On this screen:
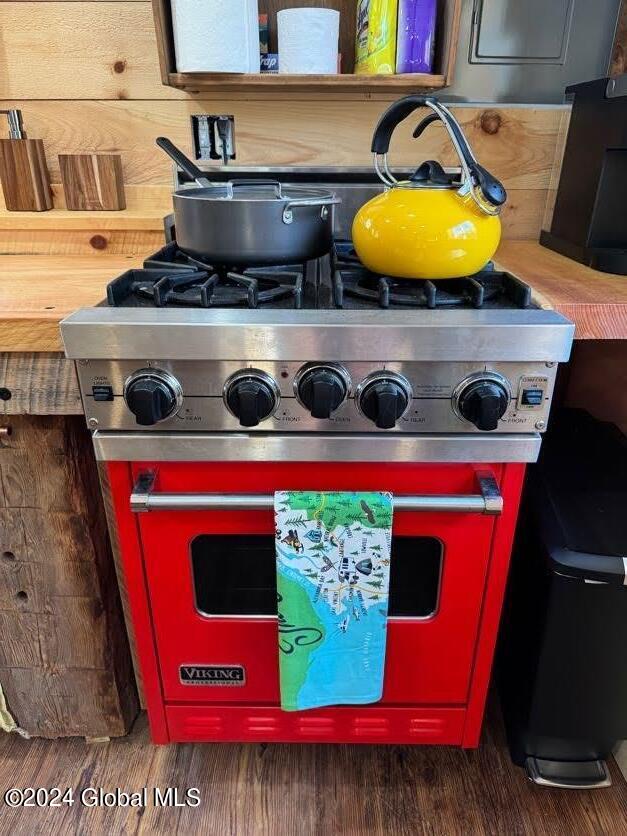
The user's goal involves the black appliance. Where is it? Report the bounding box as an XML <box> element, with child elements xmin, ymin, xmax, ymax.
<box><xmin>540</xmin><ymin>75</ymin><xmax>627</xmax><ymax>275</ymax></box>
<box><xmin>498</xmin><ymin>408</ymin><xmax>627</xmax><ymax>788</ymax></box>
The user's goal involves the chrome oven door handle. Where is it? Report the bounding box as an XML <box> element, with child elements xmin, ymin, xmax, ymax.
<box><xmin>130</xmin><ymin>471</ymin><xmax>502</xmax><ymax>515</ymax></box>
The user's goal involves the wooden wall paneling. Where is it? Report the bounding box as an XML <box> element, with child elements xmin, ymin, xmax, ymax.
<box><xmin>0</xmin><ymin>416</ymin><xmax>138</xmax><ymax>738</ymax></box>
<box><xmin>0</xmin><ymin>2</ymin><xmax>187</xmax><ymax>101</ymax></box>
<box><xmin>0</xmin><ymin>353</ymin><xmax>82</xmax><ymax>414</ymax></box>
<box><xmin>0</xmin><ymin>667</ymin><xmax>131</xmax><ymax>739</ymax></box>
<box><xmin>0</xmin><ymin>612</ymin><xmax>43</xmax><ymax>668</ymax></box>
<box><xmin>0</xmin><ymin>228</ymin><xmax>163</xmax><ymax>256</ymax></box>
<box><xmin>0</xmin><ymin>184</ymin><xmax>168</xmax><ymax>255</ymax></box>
<box><xmin>0</xmin><ymin>100</ymin><xmax>565</xmax><ymax>188</ymax></box>
<box><xmin>1</xmin><ymin>182</ymin><xmax>172</xmax><ymax>214</ymax></box>
<box><xmin>3</xmin><ymin>0</ymin><xmax>430</xmax><ymax>100</ymax></box>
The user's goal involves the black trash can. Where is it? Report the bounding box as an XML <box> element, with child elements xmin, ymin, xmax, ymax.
<box><xmin>498</xmin><ymin>409</ymin><xmax>627</xmax><ymax>788</ymax></box>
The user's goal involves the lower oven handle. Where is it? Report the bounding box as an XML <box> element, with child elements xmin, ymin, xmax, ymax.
<box><xmin>130</xmin><ymin>472</ymin><xmax>502</xmax><ymax>515</ymax></box>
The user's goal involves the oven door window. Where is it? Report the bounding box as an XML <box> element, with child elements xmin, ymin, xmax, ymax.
<box><xmin>191</xmin><ymin>534</ymin><xmax>442</xmax><ymax>619</ymax></box>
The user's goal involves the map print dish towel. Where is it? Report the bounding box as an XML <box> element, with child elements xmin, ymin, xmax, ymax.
<box><xmin>275</xmin><ymin>491</ymin><xmax>393</xmax><ymax>712</ymax></box>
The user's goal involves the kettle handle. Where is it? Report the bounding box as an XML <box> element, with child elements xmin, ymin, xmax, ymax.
<box><xmin>371</xmin><ymin>94</ymin><xmax>436</xmax><ymax>155</ymax></box>
<box><xmin>370</xmin><ymin>96</ymin><xmax>506</xmax><ymax>215</ymax></box>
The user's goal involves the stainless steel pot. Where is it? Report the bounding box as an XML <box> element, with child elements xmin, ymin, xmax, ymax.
<box><xmin>157</xmin><ymin>138</ymin><xmax>339</xmax><ymax>265</ymax></box>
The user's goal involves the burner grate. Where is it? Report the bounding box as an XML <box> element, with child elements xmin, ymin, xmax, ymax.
<box><xmin>333</xmin><ymin>242</ymin><xmax>532</xmax><ymax>311</ymax></box>
<box><xmin>106</xmin><ymin>244</ymin><xmax>306</xmax><ymax>309</ymax></box>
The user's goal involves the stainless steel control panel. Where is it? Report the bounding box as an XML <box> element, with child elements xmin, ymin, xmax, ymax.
<box><xmin>76</xmin><ymin>359</ymin><xmax>558</xmax><ymax>434</ymax></box>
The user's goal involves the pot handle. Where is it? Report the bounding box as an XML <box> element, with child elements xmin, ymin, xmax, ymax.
<box><xmin>370</xmin><ymin>96</ymin><xmax>506</xmax><ymax>214</ymax></box>
<box><xmin>282</xmin><ymin>194</ymin><xmax>341</xmax><ymax>224</ymax></box>
<box><xmin>226</xmin><ymin>179</ymin><xmax>284</xmax><ymax>198</ymax></box>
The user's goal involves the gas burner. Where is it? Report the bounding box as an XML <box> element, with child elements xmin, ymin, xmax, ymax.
<box><xmin>338</xmin><ymin>271</ymin><xmax>493</xmax><ymax>309</ymax></box>
<box><xmin>333</xmin><ymin>245</ymin><xmax>533</xmax><ymax>311</ymax></box>
<box><xmin>106</xmin><ymin>243</ymin><xmax>306</xmax><ymax>309</ymax></box>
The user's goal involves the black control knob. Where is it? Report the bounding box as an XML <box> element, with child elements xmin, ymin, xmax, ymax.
<box><xmin>457</xmin><ymin>378</ymin><xmax>509</xmax><ymax>431</ymax></box>
<box><xmin>358</xmin><ymin>374</ymin><xmax>411</xmax><ymax>429</ymax></box>
<box><xmin>225</xmin><ymin>372</ymin><xmax>278</xmax><ymax>427</ymax></box>
<box><xmin>124</xmin><ymin>371</ymin><xmax>181</xmax><ymax>426</ymax></box>
<box><xmin>296</xmin><ymin>366</ymin><xmax>349</xmax><ymax>419</ymax></box>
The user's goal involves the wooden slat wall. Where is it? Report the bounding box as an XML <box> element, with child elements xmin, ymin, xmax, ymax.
<box><xmin>0</xmin><ymin>415</ymin><xmax>138</xmax><ymax>737</ymax></box>
<box><xmin>0</xmin><ymin>1</ymin><xmax>567</xmax><ymax>247</ymax></box>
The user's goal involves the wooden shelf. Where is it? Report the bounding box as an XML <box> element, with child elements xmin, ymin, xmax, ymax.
<box><xmin>168</xmin><ymin>71</ymin><xmax>448</xmax><ymax>94</ymax></box>
<box><xmin>154</xmin><ymin>0</ymin><xmax>461</xmax><ymax>95</ymax></box>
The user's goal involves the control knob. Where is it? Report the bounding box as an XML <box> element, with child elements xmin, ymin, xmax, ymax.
<box><xmin>295</xmin><ymin>365</ymin><xmax>350</xmax><ymax>419</ymax></box>
<box><xmin>224</xmin><ymin>370</ymin><xmax>279</xmax><ymax>427</ymax></box>
<box><xmin>357</xmin><ymin>372</ymin><xmax>412</xmax><ymax>429</ymax></box>
<box><xmin>454</xmin><ymin>374</ymin><xmax>509</xmax><ymax>432</ymax></box>
<box><xmin>124</xmin><ymin>369</ymin><xmax>182</xmax><ymax>426</ymax></box>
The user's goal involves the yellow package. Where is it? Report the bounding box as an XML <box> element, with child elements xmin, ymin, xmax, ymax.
<box><xmin>355</xmin><ymin>0</ymin><xmax>398</xmax><ymax>75</ymax></box>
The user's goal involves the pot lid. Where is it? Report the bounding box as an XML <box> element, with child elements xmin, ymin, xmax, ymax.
<box><xmin>175</xmin><ymin>182</ymin><xmax>335</xmax><ymax>202</ymax></box>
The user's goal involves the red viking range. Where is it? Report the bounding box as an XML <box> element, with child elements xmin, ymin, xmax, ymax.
<box><xmin>61</xmin><ymin>160</ymin><xmax>573</xmax><ymax>746</ymax></box>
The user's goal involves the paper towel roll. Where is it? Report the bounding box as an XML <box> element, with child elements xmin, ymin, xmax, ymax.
<box><xmin>247</xmin><ymin>0</ymin><xmax>261</xmax><ymax>72</ymax></box>
<box><xmin>171</xmin><ymin>0</ymin><xmax>260</xmax><ymax>73</ymax></box>
<box><xmin>278</xmin><ymin>8</ymin><xmax>340</xmax><ymax>74</ymax></box>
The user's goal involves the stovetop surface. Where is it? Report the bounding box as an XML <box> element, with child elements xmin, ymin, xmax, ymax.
<box><xmin>105</xmin><ymin>241</ymin><xmax>537</xmax><ymax>312</ymax></box>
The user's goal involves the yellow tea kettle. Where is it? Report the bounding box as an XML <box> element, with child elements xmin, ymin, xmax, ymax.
<box><xmin>353</xmin><ymin>95</ymin><xmax>507</xmax><ymax>279</ymax></box>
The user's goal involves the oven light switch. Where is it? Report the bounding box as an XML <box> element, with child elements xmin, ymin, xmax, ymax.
<box><xmin>517</xmin><ymin>376</ymin><xmax>548</xmax><ymax>410</ymax></box>
<box><xmin>92</xmin><ymin>384</ymin><xmax>114</xmax><ymax>402</ymax></box>
<box><xmin>521</xmin><ymin>388</ymin><xmax>543</xmax><ymax>406</ymax></box>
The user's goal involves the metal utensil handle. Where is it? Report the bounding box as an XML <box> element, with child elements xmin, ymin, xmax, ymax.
<box><xmin>130</xmin><ymin>473</ymin><xmax>502</xmax><ymax>515</ymax></box>
<box><xmin>156</xmin><ymin>136</ymin><xmax>213</xmax><ymax>188</ymax></box>
<box><xmin>0</xmin><ymin>109</ymin><xmax>24</xmax><ymax>139</ymax></box>
<box><xmin>282</xmin><ymin>194</ymin><xmax>340</xmax><ymax>224</ymax></box>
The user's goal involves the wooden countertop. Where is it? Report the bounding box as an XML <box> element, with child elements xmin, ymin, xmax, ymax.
<box><xmin>0</xmin><ymin>241</ymin><xmax>625</xmax><ymax>352</ymax></box>
<box><xmin>494</xmin><ymin>241</ymin><xmax>627</xmax><ymax>340</ymax></box>
<box><xmin>0</xmin><ymin>254</ymin><xmax>139</xmax><ymax>352</ymax></box>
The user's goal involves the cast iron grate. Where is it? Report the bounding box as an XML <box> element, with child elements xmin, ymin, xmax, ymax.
<box><xmin>333</xmin><ymin>242</ymin><xmax>532</xmax><ymax>310</ymax></box>
<box><xmin>106</xmin><ymin>243</ymin><xmax>305</xmax><ymax>309</ymax></box>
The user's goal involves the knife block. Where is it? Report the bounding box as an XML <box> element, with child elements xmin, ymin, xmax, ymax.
<box><xmin>59</xmin><ymin>153</ymin><xmax>126</xmax><ymax>211</ymax></box>
<box><xmin>0</xmin><ymin>138</ymin><xmax>53</xmax><ymax>211</ymax></box>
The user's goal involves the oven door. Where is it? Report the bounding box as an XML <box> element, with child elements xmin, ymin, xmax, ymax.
<box><xmin>132</xmin><ymin>462</ymin><xmax>502</xmax><ymax>706</ymax></box>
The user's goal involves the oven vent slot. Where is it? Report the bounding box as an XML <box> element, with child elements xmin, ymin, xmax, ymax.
<box><xmin>296</xmin><ymin>717</ymin><xmax>336</xmax><ymax>735</ymax></box>
<box><xmin>245</xmin><ymin>715</ymin><xmax>280</xmax><ymax>735</ymax></box>
<box><xmin>182</xmin><ymin>716</ymin><xmax>224</xmax><ymax>735</ymax></box>
<box><xmin>409</xmin><ymin>717</ymin><xmax>445</xmax><ymax>738</ymax></box>
<box><xmin>352</xmin><ymin>717</ymin><xmax>390</xmax><ymax>737</ymax></box>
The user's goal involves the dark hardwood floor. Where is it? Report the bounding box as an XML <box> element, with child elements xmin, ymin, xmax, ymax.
<box><xmin>0</xmin><ymin>705</ymin><xmax>625</xmax><ymax>835</ymax></box>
